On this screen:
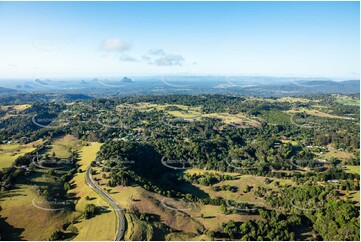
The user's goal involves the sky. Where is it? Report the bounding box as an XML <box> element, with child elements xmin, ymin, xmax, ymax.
<box><xmin>0</xmin><ymin>1</ymin><xmax>359</xmax><ymax>79</ymax></box>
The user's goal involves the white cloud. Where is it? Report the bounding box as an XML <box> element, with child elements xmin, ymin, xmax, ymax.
<box><xmin>148</xmin><ymin>49</ymin><xmax>166</xmax><ymax>56</ymax></box>
<box><xmin>120</xmin><ymin>55</ymin><xmax>138</xmax><ymax>62</ymax></box>
<box><xmin>154</xmin><ymin>54</ymin><xmax>184</xmax><ymax>66</ymax></box>
<box><xmin>100</xmin><ymin>38</ymin><xmax>132</xmax><ymax>52</ymax></box>
<box><xmin>145</xmin><ymin>49</ymin><xmax>185</xmax><ymax>66</ymax></box>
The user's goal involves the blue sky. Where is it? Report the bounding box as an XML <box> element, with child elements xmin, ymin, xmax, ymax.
<box><xmin>0</xmin><ymin>1</ymin><xmax>359</xmax><ymax>79</ymax></box>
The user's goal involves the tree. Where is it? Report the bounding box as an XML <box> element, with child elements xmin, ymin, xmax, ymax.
<box><xmin>83</xmin><ymin>204</ymin><xmax>97</xmax><ymax>219</ymax></box>
<box><xmin>223</xmin><ymin>221</ymin><xmax>238</xmax><ymax>239</ymax></box>
<box><xmin>64</xmin><ymin>182</ymin><xmax>71</xmax><ymax>191</ymax></box>
<box><xmin>49</xmin><ymin>230</ymin><xmax>65</xmax><ymax>241</ymax></box>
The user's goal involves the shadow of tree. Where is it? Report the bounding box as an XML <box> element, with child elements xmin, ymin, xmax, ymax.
<box><xmin>0</xmin><ymin>216</ymin><xmax>25</xmax><ymax>241</ymax></box>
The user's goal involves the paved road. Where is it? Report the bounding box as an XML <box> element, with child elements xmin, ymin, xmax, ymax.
<box><xmin>86</xmin><ymin>166</ymin><xmax>125</xmax><ymax>241</ymax></box>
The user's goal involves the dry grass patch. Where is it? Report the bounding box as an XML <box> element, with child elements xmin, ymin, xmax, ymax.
<box><xmin>0</xmin><ymin>184</ymin><xmax>75</xmax><ymax>240</ymax></box>
<box><xmin>319</xmin><ymin>150</ymin><xmax>354</xmax><ymax>162</ymax></box>
<box><xmin>0</xmin><ymin>141</ymin><xmax>43</xmax><ymax>169</ymax></box>
<box><xmin>70</xmin><ymin>142</ymin><xmax>117</xmax><ymax>241</ymax></box>
<box><xmin>44</xmin><ymin>135</ymin><xmax>83</xmax><ymax>159</ymax></box>
<box><xmin>286</xmin><ymin>108</ymin><xmax>346</xmax><ymax>119</ymax></box>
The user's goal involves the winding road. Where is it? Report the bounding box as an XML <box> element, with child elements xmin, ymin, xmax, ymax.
<box><xmin>86</xmin><ymin>166</ymin><xmax>125</xmax><ymax>241</ymax></box>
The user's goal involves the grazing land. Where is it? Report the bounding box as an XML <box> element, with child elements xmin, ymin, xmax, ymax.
<box><xmin>0</xmin><ymin>140</ymin><xmax>43</xmax><ymax>169</ymax></box>
<box><xmin>0</xmin><ymin>93</ymin><xmax>359</xmax><ymax>241</ymax></box>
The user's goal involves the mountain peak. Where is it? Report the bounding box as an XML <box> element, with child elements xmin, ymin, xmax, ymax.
<box><xmin>120</xmin><ymin>77</ymin><xmax>133</xmax><ymax>83</ymax></box>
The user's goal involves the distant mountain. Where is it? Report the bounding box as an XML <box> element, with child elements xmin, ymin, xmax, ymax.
<box><xmin>15</xmin><ymin>84</ymin><xmax>34</xmax><ymax>89</ymax></box>
<box><xmin>0</xmin><ymin>78</ymin><xmax>358</xmax><ymax>98</ymax></box>
<box><xmin>299</xmin><ymin>80</ymin><xmax>359</xmax><ymax>94</ymax></box>
<box><xmin>34</xmin><ymin>79</ymin><xmax>49</xmax><ymax>85</ymax></box>
<box><xmin>0</xmin><ymin>93</ymin><xmax>93</xmax><ymax>104</ymax></box>
<box><xmin>263</xmin><ymin>80</ymin><xmax>359</xmax><ymax>96</ymax></box>
<box><xmin>0</xmin><ymin>87</ymin><xmax>19</xmax><ymax>95</ymax></box>
<box><xmin>120</xmin><ymin>77</ymin><xmax>133</xmax><ymax>83</ymax></box>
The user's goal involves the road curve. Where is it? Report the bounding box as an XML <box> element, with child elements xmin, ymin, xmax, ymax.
<box><xmin>86</xmin><ymin>166</ymin><xmax>125</xmax><ymax>241</ymax></box>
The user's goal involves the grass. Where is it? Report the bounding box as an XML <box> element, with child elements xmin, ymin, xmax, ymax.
<box><xmin>0</xmin><ymin>104</ymin><xmax>31</xmax><ymax>112</ymax></box>
<box><xmin>286</xmin><ymin>108</ymin><xmax>348</xmax><ymax>119</ymax></box>
<box><xmin>248</xmin><ymin>96</ymin><xmax>319</xmax><ymax>104</ymax></box>
<box><xmin>135</xmin><ymin>103</ymin><xmax>202</xmax><ymax>118</ymax></box>
<box><xmin>133</xmin><ymin>102</ymin><xmax>261</xmax><ymax>128</ymax></box>
<box><xmin>0</xmin><ymin>140</ymin><xmax>117</xmax><ymax>241</ymax></box>
<box><xmin>95</xmin><ymin>181</ymin><xmax>207</xmax><ymax>237</ymax></box>
<box><xmin>0</xmin><ymin>184</ymin><xmax>75</xmax><ymax>240</ymax></box>
<box><xmin>343</xmin><ymin>165</ymin><xmax>360</xmax><ymax>175</ymax></box>
<box><xmin>203</xmin><ymin>112</ymin><xmax>260</xmax><ymax>127</ymax></box>
<box><xmin>42</xmin><ymin>135</ymin><xmax>83</xmax><ymax>159</ymax></box>
<box><xmin>319</xmin><ymin>150</ymin><xmax>354</xmax><ymax>162</ymax></box>
<box><xmin>70</xmin><ymin>142</ymin><xmax>117</xmax><ymax>241</ymax></box>
<box><xmin>281</xmin><ymin>139</ymin><xmax>299</xmax><ymax>146</ymax></box>
<box><xmin>334</xmin><ymin>95</ymin><xmax>360</xmax><ymax>106</ymax></box>
<box><xmin>183</xmin><ymin>172</ymin><xmax>294</xmax><ymax>202</ymax></box>
<box><xmin>0</xmin><ymin>140</ymin><xmax>43</xmax><ymax>169</ymax></box>
<box><xmin>124</xmin><ymin>213</ymin><xmax>144</xmax><ymax>240</ymax></box>
<box><xmin>192</xmin><ymin>204</ymin><xmax>260</xmax><ymax>232</ymax></box>
<box><xmin>96</xmin><ymin>169</ymin><xmax>292</xmax><ymax>236</ymax></box>
<box><xmin>0</xmin><ymin>137</ymin><xmax>87</xmax><ymax>240</ymax></box>
<box><xmin>277</xmin><ymin>97</ymin><xmax>314</xmax><ymax>103</ymax></box>
<box><xmin>185</xmin><ymin>168</ymin><xmax>239</xmax><ymax>177</ymax></box>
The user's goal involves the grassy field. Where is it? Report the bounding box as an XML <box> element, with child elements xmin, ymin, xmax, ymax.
<box><xmin>0</xmin><ymin>140</ymin><xmax>43</xmax><ymax>169</ymax></box>
<box><xmin>94</xmin><ymin>168</ymin><xmax>287</xmax><ymax>238</ymax></box>
<box><xmin>0</xmin><ymin>104</ymin><xmax>31</xmax><ymax>121</ymax></box>
<box><xmin>42</xmin><ymin>135</ymin><xmax>83</xmax><ymax>159</ymax></box>
<box><xmin>343</xmin><ymin>165</ymin><xmax>360</xmax><ymax>175</ymax></box>
<box><xmin>319</xmin><ymin>149</ymin><xmax>354</xmax><ymax>162</ymax></box>
<box><xmin>334</xmin><ymin>95</ymin><xmax>360</xmax><ymax>106</ymax></box>
<box><xmin>0</xmin><ymin>104</ymin><xmax>31</xmax><ymax>112</ymax></box>
<box><xmin>203</xmin><ymin>112</ymin><xmax>260</xmax><ymax>127</ymax></box>
<box><xmin>248</xmin><ymin>96</ymin><xmax>318</xmax><ymax>104</ymax></box>
<box><xmin>183</xmin><ymin>171</ymin><xmax>295</xmax><ymax>203</ymax></box>
<box><xmin>124</xmin><ymin>213</ymin><xmax>149</xmax><ymax>241</ymax></box>
<box><xmin>70</xmin><ymin>142</ymin><xmax>117</xmax><ymax>241</ymax></box>
<box><xmin>281</xmin><ymin>139</ymin><xmax>299</xmax><ymax>146</ymax></box>
<box><xmin>130</xmin><ymin>102</ymin><xmax>260</xmax><ymax>128</ymax></box>
<box><xmin>286</xmin><ymin>108</ymin><xmax>347</xmax><ymax>119</ymax></box>
<box><xmin>95</xmin><ymin>178</ymin><xmax>236</xmax><ymax>238</ymax></box>
<box><xmin>135</xmin><ymin>103</ymin><xmax>202</xmax><ymax>119</ymax></box>
<box><xmin>0</xmin><ymin>139</ymin><xmax>117</xmax><ymax>241</ymax></box>
<box><xmin>0</xmin><ymin>184</ymin><xmax>75</xmax><ymax>240</ymax></box>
